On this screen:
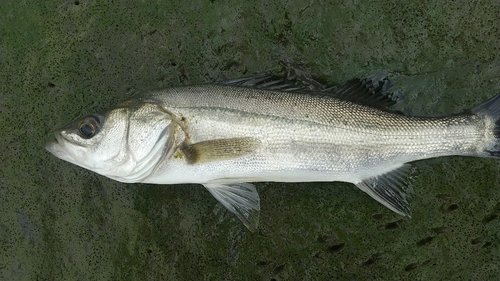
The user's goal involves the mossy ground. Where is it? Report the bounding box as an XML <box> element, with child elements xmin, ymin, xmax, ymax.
<box><xmin>1</xmin><ymin>1</ymin><xmax>500</xmax><ymax>280</ymax></box>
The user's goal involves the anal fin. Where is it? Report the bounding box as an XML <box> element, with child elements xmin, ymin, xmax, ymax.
<box><xmin>203</xmin><ymin>182</ymin><xmax>260</xmax><ymax>231</ymax></box>
<box><xmin>355</xmin><ymin>164</ymin><xmax>414</xmax><ymax>217</ymax></box>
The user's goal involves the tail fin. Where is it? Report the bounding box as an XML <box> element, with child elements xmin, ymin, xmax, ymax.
<box><xmin>471</xmin><ymin>93</ymin><xmax>500</xmax><ymax>157</ymax></box>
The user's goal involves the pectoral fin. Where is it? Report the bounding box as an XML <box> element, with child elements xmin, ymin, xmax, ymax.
<box><xmin>203</xmin><ymin>182</ymin><xmax>260</xmax><ymax>231</ymax></box>
<box><xmin>355</xmin><ymin>164</ymin><xmax>414</xmax><ymax>217</ymax></box>
<box><xmin>182</xmin><ymin>137</ymin><xmax>260</xmax><ymax>164</ymax></box>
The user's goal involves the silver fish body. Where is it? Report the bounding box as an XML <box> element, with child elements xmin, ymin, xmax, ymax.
<box><xmin>145</xmin><ymin>84</ymin><xmax>489</xmax><ymax>183</ymax></box>
<box><xmin>45</xmin><ymin>74</ymin><xmax>500</xmax><ymax>230</ymax></box>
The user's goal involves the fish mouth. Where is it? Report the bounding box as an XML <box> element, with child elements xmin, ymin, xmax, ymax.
<box><xmin>45</xmin><ymin>132</ymin><xmax>76</xmax><ymax>164</ymax></box>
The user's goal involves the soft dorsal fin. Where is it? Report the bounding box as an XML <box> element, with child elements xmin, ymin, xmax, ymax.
<box><xmin>323</xmin><ymin>75</ymin><xmax>399</xmax><ymax>110</ymax></box>
<box><xmin>203</xmin><ymin>182</ymin><xmax>260</xmax><ymax>231</ymax></box>
<box><xmin>355</xmin><ymin>164</ymin><xmax>414</xmax><ymax>217</ymax></box>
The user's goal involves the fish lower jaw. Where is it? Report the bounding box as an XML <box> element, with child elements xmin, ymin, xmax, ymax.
<box><xmin>45</xmin><ymin>140</ymin><xmax>77</xmax><ymax>164</ymax></box>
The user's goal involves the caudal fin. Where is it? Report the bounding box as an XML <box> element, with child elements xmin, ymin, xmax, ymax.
<box><xmin>471</xmin><ymin>93</ymin><xmax>500</xmax><ymax>157</ymax></box>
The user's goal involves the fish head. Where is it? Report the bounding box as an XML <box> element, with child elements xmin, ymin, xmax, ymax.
<box><xmin>45</xmin><ymin>101</ymin><xmax>175</xmax><ymax>183</ymax></box>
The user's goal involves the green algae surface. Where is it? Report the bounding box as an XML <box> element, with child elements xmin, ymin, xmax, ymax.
<box><xmin>1</xmin><ymin>1</ymin><xmax>500</xmax><ymax>280</ymax></box>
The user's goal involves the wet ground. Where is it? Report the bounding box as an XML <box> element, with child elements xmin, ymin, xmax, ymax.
<box><xmin>1</xmin><ymin>1</ymin><xmax>500</xmax><ymax>280</ymax></box>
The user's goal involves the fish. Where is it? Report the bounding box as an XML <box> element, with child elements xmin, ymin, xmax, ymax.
<box><xmin>45</xmin><ymin>72</ymin><xmax>500</xmax><ymax>231</ymax></box>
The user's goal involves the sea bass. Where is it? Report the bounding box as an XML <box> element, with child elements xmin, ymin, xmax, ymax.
<box><xmin>45</xmin><ymin>73</ymin><xmax>500</xmax><ymax>230</ymax></box>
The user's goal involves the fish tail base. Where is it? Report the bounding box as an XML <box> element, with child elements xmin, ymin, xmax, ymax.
<box><xmin>472</xmin><ymin>93</ymin><xmax>500</xmax><ymax>157</ymax></box>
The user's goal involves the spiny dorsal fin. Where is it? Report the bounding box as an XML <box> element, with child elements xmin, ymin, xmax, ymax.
<box><xmin>203</xmin><ymin>182</ymin><xmax>260</xmax><ymax>231</ymax></box>
<box><xmin>218</xmin><ymin>72</ymin><xmax>307</xmax><ymax>92</ymax></box>
<box><xmin>355</xmin><ymin>164</ymin><xmax>414</xmax><ymax>217</ymax></box>
<box><xmin>219</xmin><ymin>71</ymin><xmax>401</xmax><ymax>112</ymax></box>
<box><xmin>181</xmin><ymin>137</ymin><xmax>260</xmax><ymax>164</ymax></box>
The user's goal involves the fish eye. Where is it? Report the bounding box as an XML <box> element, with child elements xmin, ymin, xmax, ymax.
<box><xmin>78</xmin><ymin>115</ymin><xmax>100</xmax><ymax>138</ymax></box>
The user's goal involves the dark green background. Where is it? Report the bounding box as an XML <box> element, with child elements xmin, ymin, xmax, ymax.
<box><xmin>1</xmin><ymin>1</ymin><xmax>500</xmax><ymax>280</ymax></box>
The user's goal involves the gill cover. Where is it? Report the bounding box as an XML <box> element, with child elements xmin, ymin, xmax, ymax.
<box><xmin>47</xmin><ymin>101</ymin><xmax>176</xmax><ymax>183</ymax></box>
